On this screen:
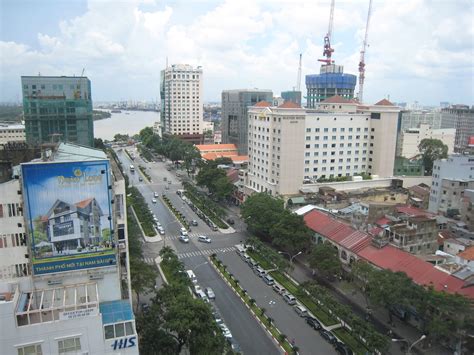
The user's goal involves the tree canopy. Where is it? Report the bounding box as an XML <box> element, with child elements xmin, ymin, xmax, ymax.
<box><xmin>308</xmin><ymin>242</ymin><xmax>342</xmax><ymax>279</ymax></box>
<box><xmin>418</xmin><ymin>138</ymin><xmax>448</xmax><ymax>175</ymax></box>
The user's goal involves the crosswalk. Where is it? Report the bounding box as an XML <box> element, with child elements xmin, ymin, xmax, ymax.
<box><xmin>166</xmin><ymin>232</ymin><xmax>221</xmax><ymax>241</ymax></box>
<box><xmin>143</xmin><ymin>257</ymin><xmax>156</xmax><ymax>265</ymax></box>
<box><xmin>177</xmin><ymin>246</ymin><xmax>236</xmax><ymax>260</ymax></box>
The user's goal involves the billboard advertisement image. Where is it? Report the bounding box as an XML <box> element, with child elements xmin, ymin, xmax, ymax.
<box><xmin>21</xmin><ymin>160</ymin><xmax>116</xmax><ymax>275</ymax></box>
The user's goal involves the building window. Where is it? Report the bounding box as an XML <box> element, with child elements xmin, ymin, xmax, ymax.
<box><xmin>104</xmin><ymin>321</ymin><xmax>135</xmax><ymax>340</ymax></box>
<box><xmin>58</xmin><ymin>337</ymin><xmax>81</xmax><ymax>354</ymax></box>
<box><xmin>17</xmin><ymin>344</ymin><xmax>42</xmax><ymax>355</ymax></box>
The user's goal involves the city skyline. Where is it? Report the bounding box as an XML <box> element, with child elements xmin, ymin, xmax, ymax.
<box><xmin>1</xmin><ymin>0</ymin><xmax>473</xmax><ymax>105</ymax></box>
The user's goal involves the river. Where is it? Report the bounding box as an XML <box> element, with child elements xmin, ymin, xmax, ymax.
<box><xmin>93</xmin><ymin>110</ymin><xmax>160</xmax><ymax>140</ymax></box>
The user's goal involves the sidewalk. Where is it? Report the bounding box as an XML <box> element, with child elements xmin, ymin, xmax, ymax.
<box><xmin>290</xmin><ymin>256</ymin><xmax>451</xmax><ymax>355</ymax></box>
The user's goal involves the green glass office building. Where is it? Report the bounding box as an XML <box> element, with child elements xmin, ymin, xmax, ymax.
<box><xmin>21</xmin><ymin>76</ymin><xmax>94</xmax><ymax>147</ymax></box>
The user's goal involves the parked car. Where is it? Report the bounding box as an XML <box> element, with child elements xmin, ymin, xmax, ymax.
<box><xmin>179</xmin><ymin>234</ymin><xmax>189</xmax><ymax>243</ymax></box>
<box><xmin>212</xmin><ymin>310</ymin><xmax>223</xmax><ymax>324</ymax></box>
<box><xmin>193</xmin><ymin>284</ymin><xmax>202</xmax><ymax>295</ymax></box>
<box><xmin>294</xmin><ymin>304</ymin><xmax>308</xmax><ymax>317</ymax></box>
<box><xmin>210</xmin><ymin>224</ymin><xmax>218</xmax><ymax>231</ymax></box>
<box><xmin>305</xmin><ymin>316</ymin><xmax>322</xmax><ymax>330</ymax></box>
<box><xmin>205</xmin><ymin>287</ymin><xmax>215</xmax><ymax>300</ymax></box>
<box><xmin>191</xmin><ymin>220</ymin><xmax>198</xmax><ymax>226</ymax></box>
<box><xmin>139</xmin><ymin>176</ymin><xmax>143</xmax><ymax>181</ymax></box>
<box><xmin>198</xmin><ymin>235</ymin><xmax>211</xmax><ymax>243</ymax></box>
<box><xmin>152</xmin><ymin>198</ymin><xmax>157</xmax><ymax>203</ymax></box>
<box><xmin>283</xmin><ymin>293</ymin><xmax>297</xmax><ymax>305</ymax></box>
<box><xmin>154</xmin><ymin>192</ymin><xmax>158</xmax><ymax>197</ymax></box>
<box><xmin>272</xmin><ymin>283</ymin><xmax>286</xmax><ymax>294</ymax></box>
<box><xmin>254</xmin><ymin>266</ymin><xmax>266</xmax><ymax>278</ymax></box>
<box><xmin>219</xmin><ymin>324</ymin><xmax>232</xmax><ymax>339</ymax></box>
<box><xmin>157</xmin><ymin>227</ymin><xmax>165</xmax><ymax>235</ymax></box>
<box><xmin>248</xmin><ymin>259</ymin><xmax>259</xmax><ymax>269</ymax></box>
<box><xmin>335</xmin><ymin>342</ymin><xmax>353</xmax><ymax>355</ymax></box>
<box><xmin>226</xmin><ymin>218</ymin><xmax>235</xmax><ymax>225</ymax></box>
<box><xmin>263</xmin><ymin>274</ymin><xmax>275</xmax><ymax>286</ymax></box>
<box><xmin>320</xmin><ymin>330</ymin><xmax>337</xmax><ymax>344</ymax></box>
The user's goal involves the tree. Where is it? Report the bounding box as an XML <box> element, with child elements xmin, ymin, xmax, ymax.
<box><xmin>182</xmin><ymin>144</ymin><xmax>201</xmax><ymax>176</ymax></box>
<box><xmin>418</xmin><ymin>138</ymin><xmax>448</xmax><ymax>175</ymax></box>
<box><xmin>130</xmin><ymin>258</ymin><xmax>156</xmax><ymax>312</ymax></box>
<box><xmin>308</xmin><ymin>242</ymin><xmax>342</xmax><ymax>279</ymax></box>
<box><xmin>351</xmin><ymin>260</ymin><xmax>376</xmax><ymax>308</ymax></box>
<box><xmin>214</xmin><ymin>175</ymin><xmax>235</xmax><ymax>200</ymax></box>
<box><xmin>195</xmin><ymin>161</ymin><xmax>226</xmax><ymax>193</ymax></box>
<box><xmin>94</xmin><ymin>138</ymin><xmax>105</xmax><ymax>150</ymax></box>
<box><xmin>270</xmin><ymin>210</ymin><xmax>311</xmax><ymax>254</ymax></box>
<box><xmin>114</xmin><ymin>133</ymin><xmax>130</xmax><ymax>142</ymax></box>
<box><xmin>241</xmin><ymin>193</ymin><xmax>285</xmax><ymax>238</ymax></box>
<box><xmin>139</xmin><ymin>126</ymin><xmax>154</xmax><ymax>142</ymax></box>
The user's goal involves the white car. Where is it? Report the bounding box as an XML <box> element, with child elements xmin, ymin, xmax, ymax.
<box><xmin>154</xmin><ymin>192</ymin><xmax>158</xmax><ymax>198</ymax></box>
<box><xmin>194</xmin><ymin>284</ymin><xmax>202</xmax><ymax>295</ymax></box>
<box><xmin>179</xmin><ymin>235</ymin><xmax>189</xmax><ymax>243</ymax></box>
<box><xmin>180</xmin><ymin>227</ymin><xmax>188</xmax><ymax>236</ymax></box>
<box><xmin>219</xmin><ymin>324</ymin><xmax>232</xmax><ymax>339</ymax></box>
<box><xmin>205</xmin><ymin>287</ymin><xmax>215</xmax><ymax>300</ymax></box>
<box><xmin>152</xmin><ymin>198</ymin><xmax>157</xmax><ymax>204</ymax></box>
<box><xmin>157</xmin><ymin>227</ymin><xmax>165</xmax><ymax>235</ymax></box>
<box><xmin>198</xmin><ymin>235</ymin><xmax>211</xmax><ymax>243</ymax></box>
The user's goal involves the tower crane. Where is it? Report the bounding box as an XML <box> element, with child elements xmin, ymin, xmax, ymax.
<box><xmin>296</xmin><ymin>53</ymin><xmax>302</xmax><ymax>91</ymax></box>
<box><xmin>318</xmin><ymin>0</ymin><xmax>336</xmax><ymax>65</ymax></box>
<box><xmin>358</xmin><ymin>0</ymin><xmax>372</xmax><ymax>103</ymax></box>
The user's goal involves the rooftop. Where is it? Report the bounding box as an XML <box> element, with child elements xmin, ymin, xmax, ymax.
<box><xmin>100</xmin><ymin>299</ymin><xmax>134</xmax><ymax>325</ymax></box>
<box><xmin>196</xmin><ymin>144</ymin><xmax>238</xmax><ymax>152</ymax></box>
<box><xmin>52</xmin><ymin>142</ymin><xmax>107</xmax><ymax>162</ymax></box>
<box><xmin>278</xmin><ymin>101</ymin><xmax>301</xmax><ymax>109</ymax></box>
<box><xmin>374</xmin><ymin>98</ymin><xmax>395</xmax><ymax>106</ymax></box>
<box><xmin>253</xmin><ymin>101</ymin><xmax>272</xmax><ymax>107</ymax></box>
<box><xmin>320</xmin><ymin>95</ymin><xmax>354</xmax><ymax>104</ymax></box>
<box><xmin>458</xmin><ymin>246</ymin><xmax>474</xmax><ymax>261</ymax></box>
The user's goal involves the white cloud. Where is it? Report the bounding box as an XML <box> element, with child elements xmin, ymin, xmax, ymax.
<box><xmin>0</xmin><ymin>0</ymin><xmax>472</xmax><ymax>105</ymax></box>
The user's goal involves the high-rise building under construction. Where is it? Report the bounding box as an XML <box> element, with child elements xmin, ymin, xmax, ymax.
<box><xmin>305</xmin><ymin>64</ymin><xmax>357</xmax><ymax>108</ymax></box>
<box><xmin>21</xmin><ymin>76</ymin><xmax>94</xmax><ymax>147</ymax></box>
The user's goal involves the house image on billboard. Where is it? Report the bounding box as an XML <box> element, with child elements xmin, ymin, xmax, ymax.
<box><xmin>46</xmin><ymin>197</ymin><xmax>104</xmax><ymax>254</ymax></box>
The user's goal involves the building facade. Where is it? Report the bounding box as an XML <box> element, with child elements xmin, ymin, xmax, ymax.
<box><xmin>440</xmin><ymin>105</ymin><xmax>474</xmax><ymax>152</ymax></box>
<box><xmin>0</xmin><ymin>143</ymin><xmax>137</xmax><ymax>355</ymax></box>
<box><xmin>21</xmin><ymin>76</ymin><xmax>93</xmax><ymax>147</ymax></box>
<box><xmin>281</xmin><ymin>90</ymin><xmax>302</xmax><ymax>107</ymax></box>
<box><xmin>397</xmin><ymin>123</ymin><xmax>455</xmax><ymax>158</ymax></box>
<box><xmin>429</xmin><ymin>155</ymin><xmax>474</xmax><ymax>213</ymax></box>
<box><xmin>0</xmin><ymin>124</ymin><xmax>25</xmax><ymax>145</ymax></box>
<box><xmin>221</xmin><ymin>89</ymin><xmax>273</xmax><ymax>155</ymax></box>
<box><xmin>245</xmin><ymin>97</ymin><xmax>400</xmax><ymax>196</ymax></box>
<box><xmin>386</xmin><ymin>216</ymin><xmax>438</xmax><ymax>255</ymax></box>
<box><xmin>305</xmin><ymin>64</ymin><xmax>357</xmax><ymax>108</ymax></box>
<box><xmin>160</xmin><ymin>64</ymin><xmax>204</xmax><ymax>143</ymax></box>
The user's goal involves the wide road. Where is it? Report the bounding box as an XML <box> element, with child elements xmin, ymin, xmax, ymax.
<box><xmin>220</xmin><ymin>251</ymin><xmax>337</xmax><ymax>355</ymax></box>
<box><xmin>115</xmin><ymin>147</ymin><xmax>279</xmax><ymax>355</ymax></box>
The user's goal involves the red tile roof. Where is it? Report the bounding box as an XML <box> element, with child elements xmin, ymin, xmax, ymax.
<box><xmin>395</xmin><ymin>205</ymin><xmax>435</xmax><ymax>218</ymax></box>
<box><xmin>196</xmin><ymin>144</ymin><xmax>238</xmax><ymax>152</ymax></box>
<box><xmin>458</xmin><ymin>246</ymin><xmax>474</xmax><ymax>261</ymax></box>
<box><xmin>304</xmin><ymin>210</ymin><xmax>371</xmax><ymax>253</ymax></box>
<box><xmin>358</xmin><ymin>245</ymin><xmax>474</xmax><ymax>298</ymax></box>
<box><xmin>253</xmin><ymin>101</ymin><xmax>272</xmax><ymax>107</ymax></box>
<box><xmin>320</xmin><ymin>95</ymin><xmax>353</xmax><ymax>104</ymax></box>
<box><xmin>368</xmin><ymin>226</ymin><xmax>384</xmax><ymax>236</ymax></box>
<box><xmin>75</xmin><ymin>198</ymin><xmax>93</xmax><ymax>209</ymax></box>
<box><xmin>375</xmin><ymin>217</ymin><xmax>391</xmax><ymax>226</ymax></box>
<box><xmin>409</xmin><ymin>185</ymin><xmax>430</xmax><ymax>197</ymax></box>
<box><xmin>374</xmin><ymin>98</ymin><xmax>395</xmax><ymax>106</ymax></box>
<box><xmin>278</xmin><ymin>101</ymin><xmax>301</xmax><ymax>109</ymax></box>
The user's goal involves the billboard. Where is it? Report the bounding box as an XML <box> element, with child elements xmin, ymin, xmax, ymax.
<box><xmin>21</xmin><ymin>160</ymin><xmax>116</xmax><ymax>275</ymax></box>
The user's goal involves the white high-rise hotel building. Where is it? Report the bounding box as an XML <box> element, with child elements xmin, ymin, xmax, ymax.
<box><xmin>160</xmin><ymin>64</ymin><xmax>204</xmax><ymax>139</ymax></box>
<box><xmin>246</xmin><ymin>97</ymin><xmax>400</xmax><ymax>196</ymax></box>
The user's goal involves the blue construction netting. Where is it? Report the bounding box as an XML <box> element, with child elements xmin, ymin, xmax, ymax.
<box><xmin>305</xmin><ymin>73</ymin><xmax>357</xmax><ymax>89</ymax></box>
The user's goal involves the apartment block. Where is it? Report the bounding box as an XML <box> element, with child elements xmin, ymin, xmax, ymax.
<box><xmin>221</xmin><ymin>89</ymin><xmax>273</xmax><ymax>155</ymax></box>
<box><xmin>0</xmin><ymin>143</ymin><xmax>137</xmax><ymax>355</ymax></box>
<box><xmin>0</xmin><ymin>123</ymin><xmax>25</xmax><ymax>145</ymax></box>
<box><xmin>441</xmin><ymin>105</ymin><xmax>474</xmax><ymax>152</ymax></box>
<box><xmin>245</xmin><ymin>96</ymin><xmax>400</xmax><ymax>196</ymax></box>
<box><xmin>397</xmin><ymin>123</ymin><xmax>455</xmax><ymax>158</ymax></box>
<box><xmin>160</xmin><ymin>64</ymin><xmax>204</xmax><ymax>144</ymax></box>
<box><xmin>21</xmin><ymin>76</ymin><xmax>93</xmax><ymax>147</ymax></box>
<box><xmin>429</xmin><ymin>155</ymin><xmax>474</xmax><ymax>213</ymax></box>
<box><xmin>386</xmin><ymin>216</ymin><xmax>439</xmax><ymax>255</ymax></box>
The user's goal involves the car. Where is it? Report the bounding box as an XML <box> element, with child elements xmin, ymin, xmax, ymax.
<box><xmin>157</xmin><ymin>227</ymin><xmax>165</xmax><ymax>235</ymax></box>
<box><xmin>152</xmin><ymin>198</ymin><xmax>157</xmax><ymax>203</ymax></box>
<box><xmin>335</xmin><ymin>342</ymin><xmax>353</xmax><ymax>355</ymax></box>
<box><xmin>196</xmin><ymin>290</ymin><xmax>209</xmax><ymax>302</ymax></box>
<box><xmin>226</xmin><ymin>218</ymin><xmax>235</xmax><ymax>225</ymax></box>
<box><xmin>272</xmin><ymin>283</ymin><xmax>286</xmax><ymax>294</ymax></box>
<box><xmin>212</xmin><ymin>311</ymin><xmax>223</xmax><ymax>324</ymax></box>
<box><xmin>283</xmin><ymin>293</ymin><xmax>297</xmax><ymax>305</ymax></box>
<box><xmin>248</xmin><ymin>259</ymin><xmax>259</xmax><ymax>269</ymax></box>
<box><xmin>294</xmin><ymin>304</ymin><xmax>308</xmax><ymax>317</ymax></box>
<box><xmin>193</xmin><ymin>284</ymin><xmax>202</xmax><ymax>294</ymax></box>
<box><xmin>191</xmin><ymin>220</ymin><xmax>198</xmax><ymax>226</ymax></box>
<box><xmin>180</xmin><ymin>227</ymin><xmax>188</xmax><ymax>235</ymax></box>
<box><xmin>210</xmin><ymin>224</ymin><xmax>218</xmax><ymax>231</ymax></box>
<box><xmin>179</xmin><ymin>235</ymin><xmax>189</xmax><ymax>243</ymax></box>
<box><xmin>154</xmin><ymin>192</ymin><xmax>158</xmax><ymax>198</ymax></box>
<box><xmin>219</xmin><ymin>324</ymin><xmax>232</xmax><ymax>339</ymax></box>
<box><xmin>198</xmin><ymin>235</ymin><xmax>211</xmax><ymax>243</ymax></box>
<box><xmin>320</xmin><ymin>330</ymin><xmax>337</xmax><ymax>344</ymax></box>
<box><xmin>168</xmin><ymin>180</ymin><xmax>172</xmax><ymax>185</ymax></box>
<box><xmin>165</xmin><ymin>185</ymin><xmax>169</xmax><ymax>190</ymax></box>
<box><xmin>254</xmin><ymin>266</ymin><xmax>266</xmax><ymax>278</ymax></box>
<box><xmin>305</xmin><ymin>316</ymin><xmax>322</xmax><ymax>330</ymax></box>
<box><xmin>227</xmin><ymin>338</ymin><xmax>242</xmax><ymax>353</ymax></box>
<box><xmin>139</xmin><ymin>176</ymin><xmax>143</xmax><ymax>181</ymax></box>
<box><xmin>205</xmin><ymin>287</ymin><xmax>215</xmax><ymax>299</ymax></box>
<box><xmin>140</xmin><ymin>303</ymin><xmax>150</xmax><ymax>313</ymax></box>
<box><xmin>263</xmin><ymin>274</ymin><xmax>275</xmax><ymax>286</ymax></box>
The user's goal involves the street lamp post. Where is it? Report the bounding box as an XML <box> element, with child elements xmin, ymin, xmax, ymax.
<box><xmin>278</xmin><ymin>251</ymin><xmax>303</xmax><ymax>271</ymax></box>
<box><xmin>392</xmin><ymin>334</ymin><xmax>426</xmax><ymax>355</ymax></box>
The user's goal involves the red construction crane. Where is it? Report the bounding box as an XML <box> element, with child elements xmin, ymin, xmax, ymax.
<box><xmin>358</xmin><ymin>0</ymin><xmax>373</xmax><ymax>103</ymax></box>
<box><xmin>318</xmin><ymin>0</ymin><xmax>335</xmax><ymax>65</ymax></box>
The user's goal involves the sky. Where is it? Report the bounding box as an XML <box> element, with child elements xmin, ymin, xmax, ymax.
<box><xmin>0</xmin><ymin>0</ymin><xmax>473</xmax><ymax>106</ymax></box>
